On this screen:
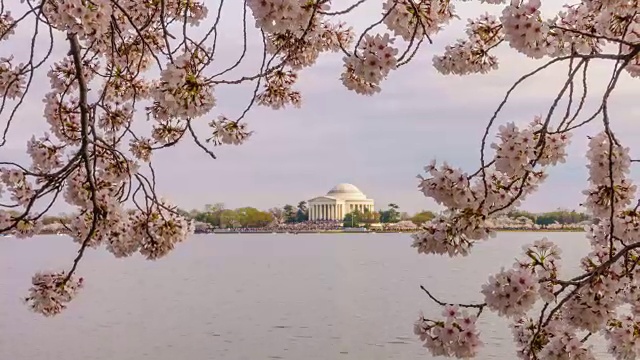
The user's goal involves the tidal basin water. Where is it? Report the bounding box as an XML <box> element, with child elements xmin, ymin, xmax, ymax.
<box><xmin>0</xmin><ymin>232</ymin><xmax>612</xmax><ymax>359</ymax></box>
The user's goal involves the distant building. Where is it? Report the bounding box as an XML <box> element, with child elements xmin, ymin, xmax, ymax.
<box><xmin>307</xmin><ymin>183</ymin><xmax>375</xmax><ymax>221</ymax></box>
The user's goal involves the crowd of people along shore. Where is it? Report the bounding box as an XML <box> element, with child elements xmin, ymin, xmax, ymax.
<box><xmin>195</xmin><ymin>220</ymin><xmax>422</xmax><ymax>234</ymax></box>
<box><xmin>203</xmin><ymin>220</ymin><xmax>343</xmax><ymax>233</ymax></box>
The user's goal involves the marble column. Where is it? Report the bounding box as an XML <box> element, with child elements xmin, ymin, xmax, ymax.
<box><xmin>311</xmin><ymin>205</ymin><xmax>315</xmax><ymax>220</ymax></box>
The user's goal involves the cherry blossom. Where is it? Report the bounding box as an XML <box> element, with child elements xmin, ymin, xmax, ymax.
<box><xmin>341</xmin><ymin>33</ymin><xmax>398</xmax><ymax>95</ymax></box>
<box><xmin>24</xmin><ymin>271</ymin><xmax>84</xmax><ymax>317</ymax></box>
<box><xmin>150</xmin><ymin>50</ymin><xmax>216</xmax><ymax>120</ymax></box>
<box><xmin>414</xmin><ymin>305</ymin><xmax>482</xmax><ymax>358</ymax></box>
<box><xmin>605</xmin><ymin>315</ymin><xmax>640</xmax><ymax>360</ymax></box>
<box><xmin>383</xmin><ymin>0</ymin><xmax>455</xmax><ymax>41</ymax></box>
<box><xmin>0</xmin><ymin>57</ymin><xmax>25</xmax><ymax>99</ymax></box>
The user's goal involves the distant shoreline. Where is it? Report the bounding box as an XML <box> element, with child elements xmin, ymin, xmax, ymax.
<box><xmin>9</xmin><ymin>228</ymin><xmax>585</xmax><ymax>237</ymax></box>
<box><xmin>198</xmin><ymin>228</ymin><xmax>586</xmax><ymax>235</ymax></box>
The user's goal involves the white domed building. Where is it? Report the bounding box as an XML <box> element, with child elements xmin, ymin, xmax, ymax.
<box><xmin>307</xmin><ymin>183</ymin><xmax>375</xmax><ymax>221</ymax></box>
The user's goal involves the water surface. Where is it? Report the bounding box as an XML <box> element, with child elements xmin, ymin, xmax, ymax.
<box><xmin>0</xmin><ymin>232</ymin><xmax>610</xmax><ymax>359</ymax></box>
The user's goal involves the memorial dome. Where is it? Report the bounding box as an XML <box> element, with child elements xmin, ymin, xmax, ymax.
<box><xmin>326</xmin><ymin>183</ymin><xmax>367</xmax><ymax>200</ymax></box>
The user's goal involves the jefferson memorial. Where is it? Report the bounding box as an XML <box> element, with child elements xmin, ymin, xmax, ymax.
<box><xmin>307</xmin><ymin>183</ymin><xmax>375</xmax><ymax>221</ymax></box>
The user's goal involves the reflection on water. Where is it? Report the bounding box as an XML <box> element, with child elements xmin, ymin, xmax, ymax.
<box><xmin>0</xmin><ymin>232</ymin><xmax>612</xmax><ymax>359</ymax></box>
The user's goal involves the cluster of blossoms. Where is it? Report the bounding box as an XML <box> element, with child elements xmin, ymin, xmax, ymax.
<box><xmin>24</xmin><ymin>272</ymin><xmax>84</xmax><ymax>317</ymax></box>
<box><xmin>42</xmin><ymin>0</ymin><xmax>113</xmax><ymax>40</ymax></box>
<box><xmin>0</xmin><ymin>57</ymin><xmax>25</xmax><ymax>99</ymax></box>
<box><xmin>47</xmin><ymin>57</ymin><xmax>99</xmax><ymax>93</ymax></box>
<box><xmin>151</xmin><ymin>50</ymin><xmax>216</xmax><ymax>121</ymax></box>
<box><xmin>247</xmin><ymin>0</ymin><xmax>328</xmax><ymax>34</ymax></box>
<box><xmin>382</xmin><ymin>0</ymin><xmax>455</xmax><ymax>41</ymax></box>
<box><xmin>0</xmin><ymin>209</ymin><xmax>41</xmax><ymax>239</ymax></box>
<box><xmin>481</xmin><ymin>266</ymin><xmax>539</xmax><ymax>317</ymax></box>
<box><xmin>511</xmin><ymin>317</ymin><xmax>596</xmax><ymax>360</ymax></box>
<box><xmin>492</xmin><ymin>117</ymin><xmax>571</xmax><ymax>178</ymax></box>
<box><xmin>256</xmin><ymin>70</ymin><xmax>302</xmax><ymax>110</ymax></box>
<box><xmin>263</xmin><ymin>15</ymin><xmax>353</xmax><ymax>70</ymax></box>
<box><xmin>481</xmin><ymin>238</ymin><xmax>562</xmax><ymax>317</ymax></box>
<box><xmin>0</xmin><ymin>11</ymin><xmax>15</xmax><ymax>40</ymax></box>
<box><xmin>341</xmin><ymin>33</ymin><xmax>399</xmax><ymax>95</ymax></box>
<box><xmin>208</xmin><ymin>116</ymin><xmax>253</xmax><ymax>146</ymax></box>
<box><xmin>582</xmin><ymin>132</ymin><xmax>635</xmax><ymax>218</ymax></box>
<box><xmin>26</xmin><ymin>135</ymin><xmax>63</xmax><ymax>174</ymax></box>
<box><xmin>605</xmin><ymin>315</ymin><xmax>640</xmax><ymax>359</ymax></box>
<box><xmin>434</xmin><ymin>14</ymin><xmax>503</xmax><ymax>75</ymax></box>
<box><xmin>249</xmin><ymin>0</ymin><xmax>353</xmax><ymax>105</ymax></box>
<box><xmin>0</xmin><ymin>168</ymin><xmax>34</xmax><ymax>207</ymax></box>
<box><xmin>414</xmin><ymin>305</ymin><xmax>482</xmax><ymax>358</ymax></box>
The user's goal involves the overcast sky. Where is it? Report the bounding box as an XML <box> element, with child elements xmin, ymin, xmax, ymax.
<box><xmin>2</xmin><ymin>1</ymin><xmax>640</xmax><ymax>214</ymax></box>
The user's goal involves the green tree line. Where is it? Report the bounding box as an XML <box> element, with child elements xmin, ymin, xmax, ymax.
<box><xmin>179</xmin><ymin>202</ymin><xmax>439</xmax><ymax>228</ymax></box>
<box><xmin>35</xmin><ymin>204</ymin><xmax>592</xmax><ymax>230</ymax></box>
<box><xmin>506</xmin><ymin>209</ymin><xmax>591</xmax><ymax>226</ymax></box>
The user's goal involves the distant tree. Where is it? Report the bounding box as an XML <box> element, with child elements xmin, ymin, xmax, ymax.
<box><xmin>283</xmin><ymin>204</ymin><xmax>296</xmax><ymax>223</ymax></box>
<box><xmin>268</xmin><ymin>207</ymin><xmax>285</xmax><ymax>224</ymax></box>
<box><xmin>205</xmin><ymin>203</ymin><xmax>226</xmax><ymax>213</ymax></box>
<box><xmin>343</xmin><ymin>209</ymin><xmax>379</xmax><ymax>227</ymax></box>
<box><xmin>380</xmin><ymin>203</ymin><xmax>401</xmax><ymax>223</ymax></box>
<box><xmin>219</xmin><ymin>209</ymin><xmax>239</xmax><ymax>228</ymax></box>
<box><xmin>175</xmin><ymin>208</ymin><xmax>191</xmax><ymax>218</ymax></box>
<box><xmin>507</xmin><ymin>209</ymin><xmax>537</xmax><ymax>222</ymax></box>
<box><xmin>533</xmin><ymin>210</ymin><xmax>590</xmax><ymax>226</ymax></box>
<box><xmin>296</xmin><ymin>201</ymin><xmax>308</xmax><ymax>222</ymax></box>
<box><xmin>343</xmin><ymin>211</ymin><xmax>360</xmax><ymax>228</ymax></box>
<box><xmin>182</xmin><ymin>203</ymin><xmax>228</xmax><ymax>227</ymax></box>
<box><xmin>235</xmin><ymin>207</ymin><xmax>273</xmax><ymax>227</ymax></box>
<box><xmin>41</xmin><ymin>216</ymin><xmax>66</xmax><ymax>225</ymax></box>
<box><xmin>411</xmin><ymin>211</ymin><xmax>436</xmax><ymax>226</ymax></box>
<box><xmin>362</xmin><ymin>208</ymin><xmax>380</xmax><ymax>225</ymax></box>
<box><xmin>399</xmin><ymin>212</ymin><xmax>411</xmax><ymax>221</ymax></box>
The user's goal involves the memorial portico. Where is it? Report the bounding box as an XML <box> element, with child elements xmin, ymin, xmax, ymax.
<box><xmin>307</xmin><ymin>183</ymin><xmax>375</xmax><ymax>221</ymax></box>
